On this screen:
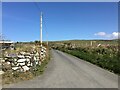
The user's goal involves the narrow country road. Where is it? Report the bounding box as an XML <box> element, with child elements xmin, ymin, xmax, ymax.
<box><xmin>3</xmin><ymin>50</ymin><xmax>118</xmax><ymax>88</ymax></box>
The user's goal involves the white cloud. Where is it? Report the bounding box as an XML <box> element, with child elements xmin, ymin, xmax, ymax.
<box><xmin>112</xmin><ymin>32</ymin><xmax>120</xmax><ymax>39</ymax></box>
<box><xmin>94</xmin><ymin>32</ymin><xmax>106</xmax><ymax>36</ymax></box>
<box><xmin>94</xmin><ymin>32</ymin><xmax>120</xmax><ymax>39</ymax></box>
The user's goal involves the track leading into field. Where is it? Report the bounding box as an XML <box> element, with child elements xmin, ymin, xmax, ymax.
<box><xmin>3</xmin><ymin>50</ymin><xmax>118</xmax><ymax>88</ymax></box>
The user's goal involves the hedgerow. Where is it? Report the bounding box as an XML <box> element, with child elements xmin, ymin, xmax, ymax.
<box><xmin>55</xmin><ymin>46</ymin><xmax>119</xmax><ymax>75</ymax></box>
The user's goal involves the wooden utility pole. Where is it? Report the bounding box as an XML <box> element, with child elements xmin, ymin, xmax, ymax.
<box><xmin>40</xmin><ymin>12</ymin><xmax>42</xmax><ymax>47</ymax></box>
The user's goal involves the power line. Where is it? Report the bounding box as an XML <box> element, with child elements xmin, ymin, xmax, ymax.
<box><xmin>33</xmin><ymin>1</ymin><xmax>41</xmax><ymax>14</ymax></box>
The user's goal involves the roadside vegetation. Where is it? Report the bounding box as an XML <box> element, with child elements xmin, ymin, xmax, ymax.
<box><xmin>51</xmin><ymin>40</ymin><xmax>120</xmax><ymax>75</ymax></box>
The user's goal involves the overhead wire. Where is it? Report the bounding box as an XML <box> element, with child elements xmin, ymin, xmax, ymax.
<box><xmin>34</xmin><ymin>2</ymin><xmax>41</xmax><ymax>14</ymax></box>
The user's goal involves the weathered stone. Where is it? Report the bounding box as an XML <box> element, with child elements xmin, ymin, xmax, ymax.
<box><xmin>14</xmin><ymin>61</ymin><xmax>18</xmax><ymax>65</ymax></box>
<box><xmin>19</xmin><ymin>62</ymin><xmax>25</xmax><ymax>66</ymax></box>
<box><xmin>43</xmin><ymin>50</ymin><xmax>46</xmax><ymax>53</ymax></box>
<box><xmin>41</xmin><ymin>55</ymin><xmax>44</xmax><ymax>58</ymax></box>
<box><xmin>16</xmin><ymin>63</ymin><xmax>20</xmax><ymax>66</ymax></box>
<box><xmin>12</xmin><ymin>67</ymin><xmax>19</xmax><ymax>70</ymax></box>
<box><xmin>30</xmin><ymin>63</ymin><xmax>33</xmax><ymax>66</ymax></box>
<box><xmin>2</xmin><ymin>59</ymin><xmax>5</xmax><ymax>62</ymax></box>
<box><xmin>20</xmin><ymin>52</ymin><xmax>26</xmax><ymax>55</ymax></box>
<box><xmin>0</xmin><ymin>70</ymin><xmax>4</xmax><ymax>75</ymax></box>
<box><xmin>18</xmin><ymin>55</ymin><xmax>25</xmax><ymax>58</ymax></box>
<box><xmin>40</xmin><ymin>52</ymin><xmax>44</xmax><ymax>55</ymax></box>
<box><xmin>11</xmin><ymin>63</ymin><xmax>15</xmax><ymax>66</ymax></box>
<box><xmin>27</xmin><ymin>63</ymin><xmax>31</xmax><ymax>67</ymax></box>
<box><xmin>35</xmin><ymin>52</ymin><xmax>39</xmax><ymax>56</ymax></box>
<box><xmin>25</xmin><ymin>56</ymin><xmax>31</xmax><ymax>58</ymax></box>
<box><xmin>14</xmin><ymin>58</ymin><xmax>17</xmax><ymax>62</ymax></box>
<box><xmin>36</xmin><ymin>61</ymin><xmax>39</xmax><ymax>65</ymax></box>
<box><xmin>2</xmin><ymin>62</ymin><xmax>11</xmax><ymax>71</ymax></box>
<box><xmin>17</xmin><ymin>59</ymin><xmax>26</xmax><ymax>63</ymax></box>
<box><xmin>8</xmin><ymin>59</ymin><xmax>14</xmax><ymax>63</ymax></box>
<box><xmin>33</xmin><ymin>56</ymin><xmax>37</xmax><ymax>61</ymax></box>
<box><xmin>27</xmin><ymin>61</ymin><xmax>31</xmax><ymax>64</ymax></box>
<box><xmin>22</xmin><ymin>66</ymin><xmax>30</xmax><ymax>71</ymax></box>
<box><xmin>4</xmin><ymin>57</ymin><xmax>8</xmax><ymax>60</ymax></box>
<box><xmin>19</xmin><ymin>67</ymin><xmax>24</xmax><ymax>72</ymax></box>
<box><xmin>26</xmin><ymin>58</ymin><xmax>30</xmax><ymax>62</ymax></box>
<box><xmin>6</xmin><ymin>62</ymin><xmax>11</xmax><ymax>65</ymax></box>
<box><xmin>25</xmin><ymin>52</ymin><xmax>31</xmax><ymax>55</ymax></box>
<box><xmin>39</xmin><ymin>62</ymin><xmax>41</xmax><ymax>65</ymax></box>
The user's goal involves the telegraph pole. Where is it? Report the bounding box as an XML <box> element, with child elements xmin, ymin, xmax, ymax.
<box><xmin>40</xmin><ymin>12</ymin><xmax>42</xmax><ymax>47</ymax></box>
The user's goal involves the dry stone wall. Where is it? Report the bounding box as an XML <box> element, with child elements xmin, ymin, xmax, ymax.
<box><xmin>1</xmin><ymin>46</ymin><xmax>47</xmax><ymax>73</ymax></box>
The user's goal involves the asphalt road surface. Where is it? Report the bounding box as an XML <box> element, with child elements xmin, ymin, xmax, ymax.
<box><xmin>3</xmin><ymin>50</ymin><xmax>118</xmax><ymax>88</ymax></box>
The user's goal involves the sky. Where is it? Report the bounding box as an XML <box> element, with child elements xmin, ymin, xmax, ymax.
<box><xmin>2</xmin><ymin>2</ymin><xmax>119</xmax><ymax>42</ymax></box>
